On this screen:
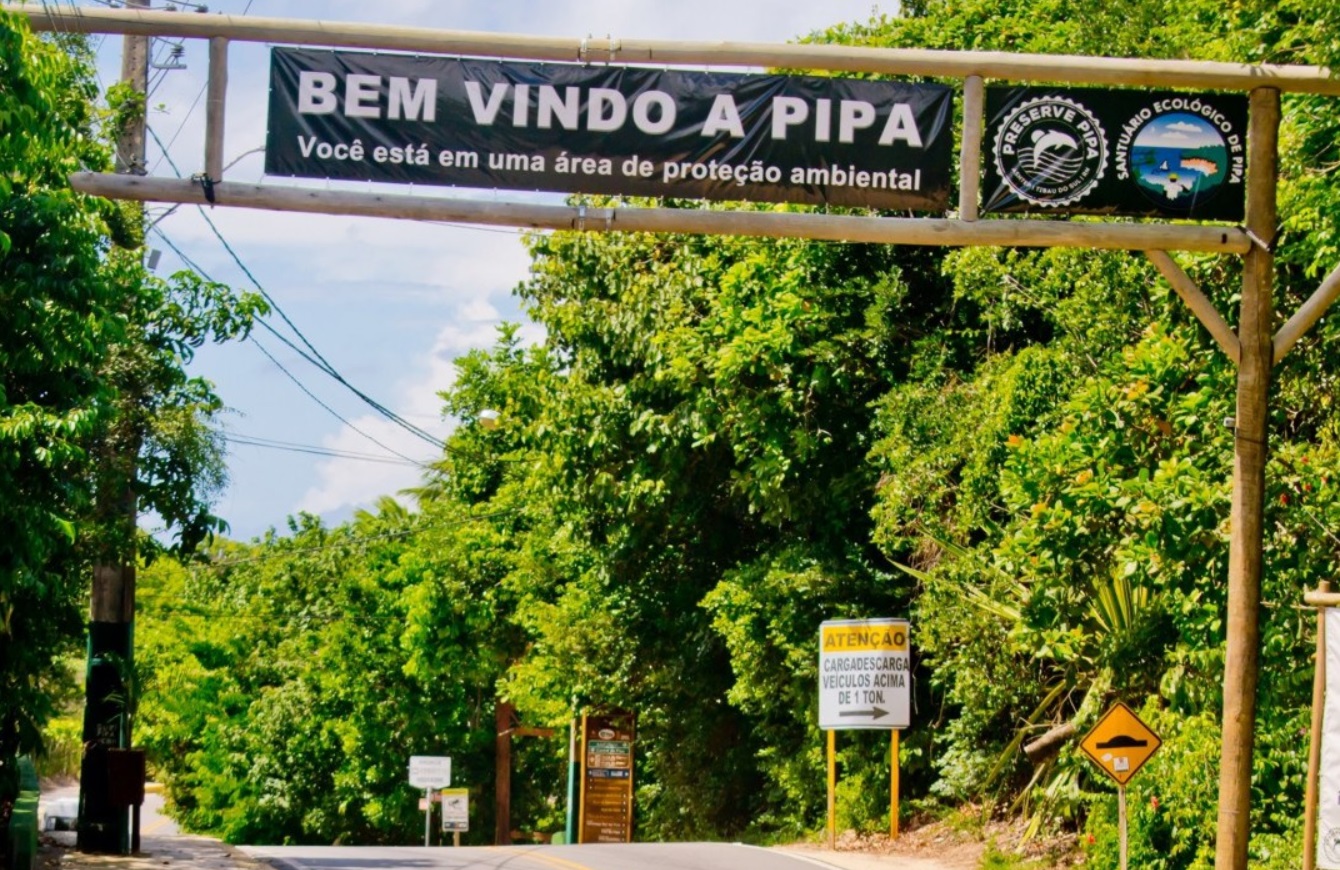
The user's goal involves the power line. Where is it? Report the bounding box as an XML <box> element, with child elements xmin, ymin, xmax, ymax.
<box><xmin>149</xmin><ymin>226</ymin><xmax>515</xmax><ymax>469</ymax></box>
<box><xmin>224</xmin><ymin>434</ymin><xmax>425</xmax><ymax>466</ymax></box>
<box><xmin>193</xmin><ymin>206</ymin><xmax>448</xmax><ymax>449</ymax></box>
<box><xmin>246</xmin><ymin>334</ymin><xmax>429</xmax><ymax>463</ymax></box>
<box><xmin>144</xmin><ymin>125</ymin><xmax>447</xmax><ymax>454</ymax></box>
<box><xmin>148</xmin><ymin>226</ymin><xmax>431</xmax><ymax>465</ymax></box>
<box><xmin>144</xmin><ymin>125</ymin><xmax>447</xmax><ymax>451</ymax></box>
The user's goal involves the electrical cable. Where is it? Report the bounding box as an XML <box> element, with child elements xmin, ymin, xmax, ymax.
<box><xmin>145</xmin><ymin>124</ymin><xmax>447</xmax><ymax>450</ymax></box>
<box><xmin>145</xmin><ymin>125</ymin><xmax>448</xmax><ymax>452</ymax></box>
<box><xmin>223</xmin><ymin>434</ymin><xmax>426</xmax><ymax>466</ymax></box>
<box><xmin>195</xmin><ymin>206</ymin><xmax>449</xmax><ymax>448</ymax></box>
<box><xmin>149</xmin><ymin>225</ymin><xmax>436</xmax><ymax>464</ymax></box>
<box><xmin>225</xmin><ymin>431</ymin><xmax>428</xmax><ymax>463</ymax></box>
<box><xmin>246</xmin><ymin>335</ymin><xmax>431</xmax><ymax>464</ymax></box>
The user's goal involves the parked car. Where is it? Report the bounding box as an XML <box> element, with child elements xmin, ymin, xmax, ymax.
<box><xmin>41</xmin><ymin>796</ymin><xmax>79</xmax><ymax>832</ymax></box>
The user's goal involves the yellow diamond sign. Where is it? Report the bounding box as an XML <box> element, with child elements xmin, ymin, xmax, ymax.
<box><xmin>1080</xmin><ymin>702</ymin><xmax>1162</xmax><ymax>786</ymax></box>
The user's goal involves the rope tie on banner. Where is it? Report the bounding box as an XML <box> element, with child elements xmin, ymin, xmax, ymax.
<box><xmin>608</xmin><ymin>35</ymin><xmax>619</xmax><ymax>64</ymax></box>
<box><xmin>579</xmin><ymin>36</ymin><xmax>589</xmax><ymax>64</ymax></box>
<box><xmin>191</xmin><ymin>172</ymin><xmax>218</xmax><ymax>205</ymax></box>
<box><xmin>576</xmin><ymin>204</ymin><xmax>587</xmax><ymax>231</ymax></box>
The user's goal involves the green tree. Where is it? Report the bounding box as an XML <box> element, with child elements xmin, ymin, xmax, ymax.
<box><xmin>0</xmin><ymin>10</ymin><xmax>123</xmax><ymax>769</ymax></box>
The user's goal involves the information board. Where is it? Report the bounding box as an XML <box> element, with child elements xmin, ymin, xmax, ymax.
<box><xmin>982</xmin><ymin>86</ymin><xmax>1247</xmax><ymax>220</ymax></box>
<box><xmin>440</xmin><ymin>788</ymin><xmax>469</xmax><ymax>833</ymax></box>
<box><xmin>579</xmin><ymin>712</ymin><xmax>635</xmax><ymax>844</ymax></box>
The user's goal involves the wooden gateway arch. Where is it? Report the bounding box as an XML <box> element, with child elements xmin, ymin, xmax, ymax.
<box><xmin>18</xmin><ymin>4</ymin><xmax>1340</xmax><ymax>868</ymax></box>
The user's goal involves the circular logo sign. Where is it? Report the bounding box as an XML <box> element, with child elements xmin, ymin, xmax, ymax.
<box><xmin>994</xmin><ymin>95</ymin><xmax>1107</xmax><ymax>207</ymax></box>
<box><xmin>1126</xmin><ymin>111</ymin><xmax>1229</xmax><ymax>211</ymax></box>
<box><xmin>1324</xmin><ymin>827</ymin><xmax>1340</xmax><ymax>863</ymax></box>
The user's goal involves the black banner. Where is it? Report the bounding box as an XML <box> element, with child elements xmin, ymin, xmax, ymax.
<box><xmin>265</xmin><ymin>48</ymin><xmax>953</xmax><ymax>210</ymax></box>
<box><xmin>983</xmin><ymin>87</ymin><xmax>1247</xmax><ymax>221</ymax></box>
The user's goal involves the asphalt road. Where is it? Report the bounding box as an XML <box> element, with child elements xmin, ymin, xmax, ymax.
<box><xmin>243</xmin><ymin>843</ymin><xmax>851</xmax><ymax>870</ymax></box>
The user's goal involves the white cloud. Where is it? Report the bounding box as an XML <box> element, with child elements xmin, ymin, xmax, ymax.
<box><xmin>1164</xmin><ymin>121</ymin><xmax>1203</xmax><ymax>134</ymax></box>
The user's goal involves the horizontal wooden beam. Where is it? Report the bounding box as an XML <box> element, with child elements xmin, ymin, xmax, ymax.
<box><xmin>69</xmin><ymin>173</ymin><xmax>1253</xmax><ymax>254</ymax></box>
<box><xmin>1304</xmin><ymin>590</ymin><xmax>1340</xmax><ymax>608</ymax></box>
<box><xmin>18</xmin><ymin>3</ymin><xmax>1340</xmax><ymax>95</ymax></box>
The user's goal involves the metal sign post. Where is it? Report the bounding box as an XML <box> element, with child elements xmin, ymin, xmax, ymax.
<box><xmin>408</xmin><ymin>755</ymin><xmax>451</xmax><ymax>847</ymax></box>
<box><xmin>424</xmin><ymin>788</ymin><xmax>432</xmax><ymax>847</ymax></box>
<box><xmin>1081</xmin><ymin>703</ymin><xmax>1164</xmax><ymax>870</ymax></box>
<box><xmin>1118</xmin><ymin>786</ymin><xmax>1128</xmax><ymax>870</ymax></box>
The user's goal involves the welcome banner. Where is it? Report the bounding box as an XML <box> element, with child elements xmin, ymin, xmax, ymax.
<box><xmin>266</xmin><ymin>48</ymin><xmax>954</xmax><ymax>210</ymax></box>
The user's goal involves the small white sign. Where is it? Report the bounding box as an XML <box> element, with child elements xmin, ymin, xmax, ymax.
<box><xmin>409</xmin><ymin>755</ymin><xmax>452</xmax><ymax>789</ymax></box>
<box><xmin>818</xmin><ymin>618</ymin><xmax>911</xmax><ymax>730</ymax></box>
<box><xmin>440</xmin><ymin>788</ymin><xmax>469</xmax><ymax>832</ymax></box>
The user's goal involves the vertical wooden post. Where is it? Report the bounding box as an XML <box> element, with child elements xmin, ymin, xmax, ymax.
<box><xmin>1214</xmin><ymin>86</ymin><xmax>1280</xmax><ymax>870</ymax></box>
<box><xmin>1305</xmin><ymin>581</ymin><xmax>1331</xmax><ymax>870</ymax></box>
<box><xmin>890</xmin><ymin>730</ymin><xmax>900</xmax><ymax>840</ymax></box>
<box><xmin>959</xmin><ymin>75</ymin><xmax>985</xmax><ymax>221</ymax></box>
<box><xmin>495</xmin><ymin>702</ymin><xmax>513</xmax><ymax>846</ymax></box>
<box><xmin>827</xmin><ymin>730</ymin><xmax>836</xmax><ymax>849</ymax></box>
<box><xmin>113</xmin><ymin>2</ymin><xmax>149</xmax><ymax>178</ymax></box>
<box><xmin>205</xmin><ymin>37</ymin><xmax>229</xmax><ymax>182</ymax></box>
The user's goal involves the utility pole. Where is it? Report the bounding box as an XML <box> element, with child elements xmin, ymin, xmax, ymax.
<box><xmin>78</xmin><ymin>1</ymin><xmax>149</xmax><ymax>854</ymax></box>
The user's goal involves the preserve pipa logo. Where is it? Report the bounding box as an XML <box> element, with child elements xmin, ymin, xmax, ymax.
<box><xmin>993</xmin><ymin>95</ymin><xmax>1107</xmax><ymax>208</ymax></box>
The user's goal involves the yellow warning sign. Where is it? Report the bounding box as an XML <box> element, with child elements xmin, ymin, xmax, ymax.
<box><xmin>1080</xmin><ymin>702</ymin><xmax>1162</xmax><ymax>786</ymax></box>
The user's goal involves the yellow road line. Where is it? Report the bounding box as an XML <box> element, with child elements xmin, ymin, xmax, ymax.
<box><xmin>140</xmin><ymin>814</ymin><xmax>173</xmax><ymax>836</ymax></box>
<box><xmin>496</xmin><ymin>846</ymin><xmax>596</xmax><ymax>870</ymax></box>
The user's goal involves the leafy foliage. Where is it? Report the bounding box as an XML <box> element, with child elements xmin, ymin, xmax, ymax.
<box><xmin>0</xmin><ymin>9</ymin><xmax>121</xmax><ymax>765</ymax></box>
<box><xmin>0</xmin><ymin>7</ymin><xmax>262</xmax><ymax>788</ymax></box>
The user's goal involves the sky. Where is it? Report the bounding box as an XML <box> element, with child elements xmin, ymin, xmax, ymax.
<box><xmin>68</xmin><ymin>0</ymin><xmax>891</xmax><ymax>541</ymax></box>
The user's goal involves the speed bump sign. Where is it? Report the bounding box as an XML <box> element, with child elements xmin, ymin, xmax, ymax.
<box><xmin>1080</xmin><ymin>702</ymin><xmax>1162</xmax><ymax>785</ymax></box>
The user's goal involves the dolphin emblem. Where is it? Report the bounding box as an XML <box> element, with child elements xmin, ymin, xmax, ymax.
<box><xmin>1031</xmin><ymin>129</ymin><xmax>1079</xmax><ymax>153</ymax></box>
